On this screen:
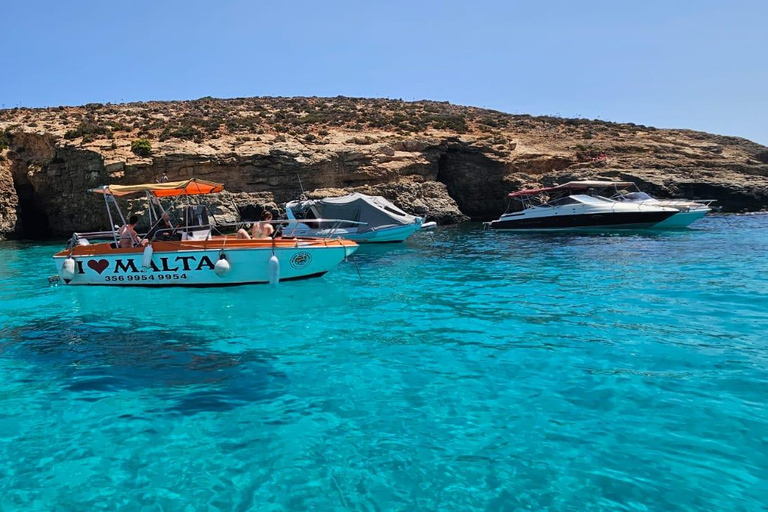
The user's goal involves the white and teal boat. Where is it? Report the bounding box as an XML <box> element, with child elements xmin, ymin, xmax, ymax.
<box><xmin>282</xmin><ymin>193</ymin><xmax>431</xmax><ymax>243</ymax></box>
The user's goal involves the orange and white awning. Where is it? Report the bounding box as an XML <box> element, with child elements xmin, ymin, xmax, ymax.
<box><xmin>90</xmin><ymin>178</ymin><xmax>225</xmax><ymax>198</ymax></box>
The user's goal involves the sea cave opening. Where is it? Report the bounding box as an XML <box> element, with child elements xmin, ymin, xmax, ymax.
<box><xmin>15</xmin><ymin>182</ymin><xmax>50</xmax><ymax>239</ymax></box>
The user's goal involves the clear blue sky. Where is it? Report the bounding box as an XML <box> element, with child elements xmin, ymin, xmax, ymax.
<box><xmin>1</xmin><ymin>0</ymin><xmax>766</xmax><ymax>144</ymax></box>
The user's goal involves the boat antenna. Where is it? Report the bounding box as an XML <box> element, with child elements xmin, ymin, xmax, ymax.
<box><xmin>297</xmin><ymin>173</ymin><xmax>307</xmax><ymax>200</ymax></box>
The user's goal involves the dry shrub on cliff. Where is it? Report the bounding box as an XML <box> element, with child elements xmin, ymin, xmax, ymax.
<box><xmin>0</xmin><ymin>129</ymin><xmax>10</xmax><ymax>151</ymax></box>
<box><xmin>477</xmin><ymin>117</ymin><xmax>509</xmax><ymax>131</ymax></box>
<box><xmin>225</xmin><ymin>115</ymin><xmax>260</xmax><ymax>134</ymax></box>
<box><xmin>426</xmin><ymin>114</ymin><xmax>469</xmax><ymax>133</ymax></box>
<box><xmin>64</xmin><ymin>121</ymin><xmax>112</xmax><ymax>141</ymax></box>
<box><xmin>131</xmin><ymin>138</ymin><xmax>152</xmax><ymax>157</ymax></box>
<box><xmin>159</xmin><ymin>124</ymin><xmax>202</xmax><ymax>142</ymax></box>
<box><xmin>104</xmin><ymin>120</ymin><xmax>131</xmax><ymax>132</ymax></box>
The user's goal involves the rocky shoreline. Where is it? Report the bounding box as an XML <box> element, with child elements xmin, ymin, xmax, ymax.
<box><xmin>1</xmin><ymin>96</ymin><xmax>767</xmax><ymax>238</ymax></box>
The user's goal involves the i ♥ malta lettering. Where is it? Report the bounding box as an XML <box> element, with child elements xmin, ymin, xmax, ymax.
<box><xmin>82</xmin><ymin>255</ymin><xmax>216</xmax><ymax>275</ymax></box>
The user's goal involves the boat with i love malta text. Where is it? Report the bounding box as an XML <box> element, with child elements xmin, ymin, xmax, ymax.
<box><xmin>52</xmin><ymin>179</ymin><xmax>358</xmax><ymax>286</ymax></box>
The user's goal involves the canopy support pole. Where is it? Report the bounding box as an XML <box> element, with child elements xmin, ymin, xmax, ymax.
<box><xmin>103</xmin><ymin>190</ymin><xmax>118</xmax><ymax>245</ymax></box>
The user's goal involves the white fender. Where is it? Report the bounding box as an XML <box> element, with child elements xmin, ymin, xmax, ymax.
<box><xmin>214</xmin><ymin>255</ymin><xmax>231</xmax><ymax>277</ymax></box>
<box><xmin>142</xmin><ymin>244</ymin><xmax>154</xmax><ymax>269</ymax></box>
<box><xmin>61</xmin><ymin>257</ymin><xmax>76</xmax><ymax>283</ymax></box>
<box><xmin>268</xmin><ymin>254</ymin><xmax>280</xmax><ymax>286</ymax></box>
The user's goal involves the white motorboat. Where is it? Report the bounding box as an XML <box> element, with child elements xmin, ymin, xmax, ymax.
<box><xmin>487</xmin><ymin>181</ymin><xmax>679</xmax><ymax>231</ymax></box>
<box><xmin>283</xmin><ymin>193</ymin><xmax>426</xmax><ymax>243</ymax></box>
<box><xmin>53</xmin><ymin>179</ymin><xmax>358</xmax><ymax>287</ymax></box>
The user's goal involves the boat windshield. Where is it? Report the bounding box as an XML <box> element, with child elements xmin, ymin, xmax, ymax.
<box><xmin>623</xmin><ymin>192</ymin><xmax>654</xmax><ymax>201</ymax></box>
<box><xmin>572</xmin><ymin>194</ymin><xmax>614</xmax><ymax>204</ymax></box>
<box><xmin>539</xmin><ymin>196</ymin><xmax>581</xmax><ymax>207</ymax></box>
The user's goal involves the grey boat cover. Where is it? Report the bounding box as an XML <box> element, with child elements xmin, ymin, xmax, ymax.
<box><xmin>293</xmin><ymin>193</ymin><xmax>418</xmax><ymax>233</ymax></box>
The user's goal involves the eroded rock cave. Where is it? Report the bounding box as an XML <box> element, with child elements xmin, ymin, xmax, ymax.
<box><xmin>14</xmin><ymin>181</ymin><xmax>50</xmax><ymax>238</ymax></box>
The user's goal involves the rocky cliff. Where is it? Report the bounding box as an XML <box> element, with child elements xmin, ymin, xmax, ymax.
<box><xmin>1</xmin><ymin>96</ymin><xmax>767</xmax><ymax>238</ymax></box>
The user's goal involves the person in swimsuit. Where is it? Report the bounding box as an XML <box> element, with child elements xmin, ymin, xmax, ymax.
<box><xmin>237</xmin><ymin>210</ymin><xmax>275</xmax><ymax>239</ymax></box>
<box><xmin>117</xmin><ymin>215</ymin><xmax>148</xmax><ymax>248</ymax></box>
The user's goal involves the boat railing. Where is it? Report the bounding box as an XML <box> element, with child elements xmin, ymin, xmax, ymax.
<box><xmin>74</xmin><ymin>219</ymin><xmax>372</xmax><ymax>245</ymax></box>
<box><xmin>147</xmin><ymin>227</ymin><xmax>186</xmax><ymax>241</ymax></box>
<box><xmin>81</xmin><ymin>218</ymin><xmax>372</xmax><ymax>244</ymax></box>
<box><xmin>214</xmin><ymin>219</ymin><xmax>368</xmax><ymax>239</ymax></box>
<box><xmin>274</xmin><ymin>218</ymin><xmax>368</xmax><ymax>238</ymax></box>
<box><xmin>66</xmin><ymin>230</ymin><xmax>121</xmax><ymax>248</ymax></box>
<box><xmin>72</xmin><ymin>230</ymin><xmax>118</xmax><ymax>239</ymax></box>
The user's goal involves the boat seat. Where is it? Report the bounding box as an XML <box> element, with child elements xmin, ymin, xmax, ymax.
<box><xmin>185</xmin><ymin>205</ymin><xmax>209</xmax><ymax>227</ymax></box>
<box><xmin>183</xmin><ymin>228</ymin><xmax>212</xmax><ymax>241</ymax></box>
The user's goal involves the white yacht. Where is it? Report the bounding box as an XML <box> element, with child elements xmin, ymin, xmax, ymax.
<box><xmin>282</xmin><ymin>193</ymin><xmax>426</xmax><ymax>243</ymax></box>
<box><xmin>487</xmin><ymin>182</ymin><xmax>679</xmax><ymax>231</ymax></box>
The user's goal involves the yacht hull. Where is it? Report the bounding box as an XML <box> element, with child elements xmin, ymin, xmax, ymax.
<box><xmin>652</xmin><ymin>209</ymin><xmax>708</xmax><ymax>228</ymax></box>
<box><xmin>490</xmin><ymin>210</ymin><xmax>676</xmax><ymax>231</ymax></box>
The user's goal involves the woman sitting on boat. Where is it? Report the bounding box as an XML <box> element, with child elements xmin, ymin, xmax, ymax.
<box><xmin>118</xmin><ymin>215</ymin><xmax>148</xmax><ymax>248</ymax></box>
<box><xmin>237</xmin><ymin>210</ymin><xmax>275</xmax><ymax>239</ymax></box>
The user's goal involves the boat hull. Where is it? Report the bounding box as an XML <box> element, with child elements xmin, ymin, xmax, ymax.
<box><xmin>52</xmin><ymin>238</ymin><xmax>358</xmax><ymax>286</ymax></box>
<box><xmin>490</xmin><ymin>210</ymin><xmax>676</xmax><ymax>231</ymax></box>
<box><xmin>652</xmin><ymin>209</ymin><xmax>709</xmax><ymax>228</ymax></box>
<box><xmin>283</xmin><ymin>223</ymin><xmax>421</xmax><ymax>243</ymax></box>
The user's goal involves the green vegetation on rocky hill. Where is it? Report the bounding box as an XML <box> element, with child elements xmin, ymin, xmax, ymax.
<box><xmin>0</xmin><ymin>96</ymin><xmax>767</xmax><ymax>239</ymax></box>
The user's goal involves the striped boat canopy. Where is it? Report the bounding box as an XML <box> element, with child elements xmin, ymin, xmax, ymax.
<box><xmin>90</xmin><ymin>179</ymin><xmax>225</xmax><ymax>197</ymax></box>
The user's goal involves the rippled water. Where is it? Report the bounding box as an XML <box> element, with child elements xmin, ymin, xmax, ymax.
<box><xmin>1</xmin><ymin>216</ymin><xmax>767</xmax><ymax>511</ymax></box>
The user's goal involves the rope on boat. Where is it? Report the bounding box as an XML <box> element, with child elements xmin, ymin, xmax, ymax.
<box><xmin>214</xmin><ymin>230</ymin><xmax>231</xmax><ymax>277</ymax></box>
<box><xmin>350</xmin><ymin>251</ymin><xmax>362</xmax><ymax>280</ymax></box>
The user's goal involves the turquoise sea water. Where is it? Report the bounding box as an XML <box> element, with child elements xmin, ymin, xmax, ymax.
<box><xmin>1</xmin><ymin>215</ymin><xmax>767</xmax><ymax>511</ymax></box>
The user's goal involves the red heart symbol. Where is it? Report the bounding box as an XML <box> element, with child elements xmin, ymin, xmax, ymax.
<box><xmin>87</xmin><ymin>259</ymin><xmax>109</xmax><ymax>274</ymax></box>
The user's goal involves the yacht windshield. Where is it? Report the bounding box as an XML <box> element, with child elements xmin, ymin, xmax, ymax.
<box><xmin>564</xmin><ymin>194</ymin><xmax>614</xmax><ymax>204</ymax></box>
<box><xmin>624</xmin><ymin>192</ymin><xmax>653</xmax><ymax>200</ymax></box>
<box><xmin>540</xmin><ymin>196</ymin><xmax>581</xmax><ymax>207</ymax></box>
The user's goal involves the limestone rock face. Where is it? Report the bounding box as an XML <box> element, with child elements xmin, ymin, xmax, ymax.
<box><xmin>0</xmin><ymin>96</ymin><xmax>767</xmax><ymax>238</ymax></box>
<box><xmin>0</xmin><ymin>159</ymin><xmax>19</xmax><ymax>236</ymax></box>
